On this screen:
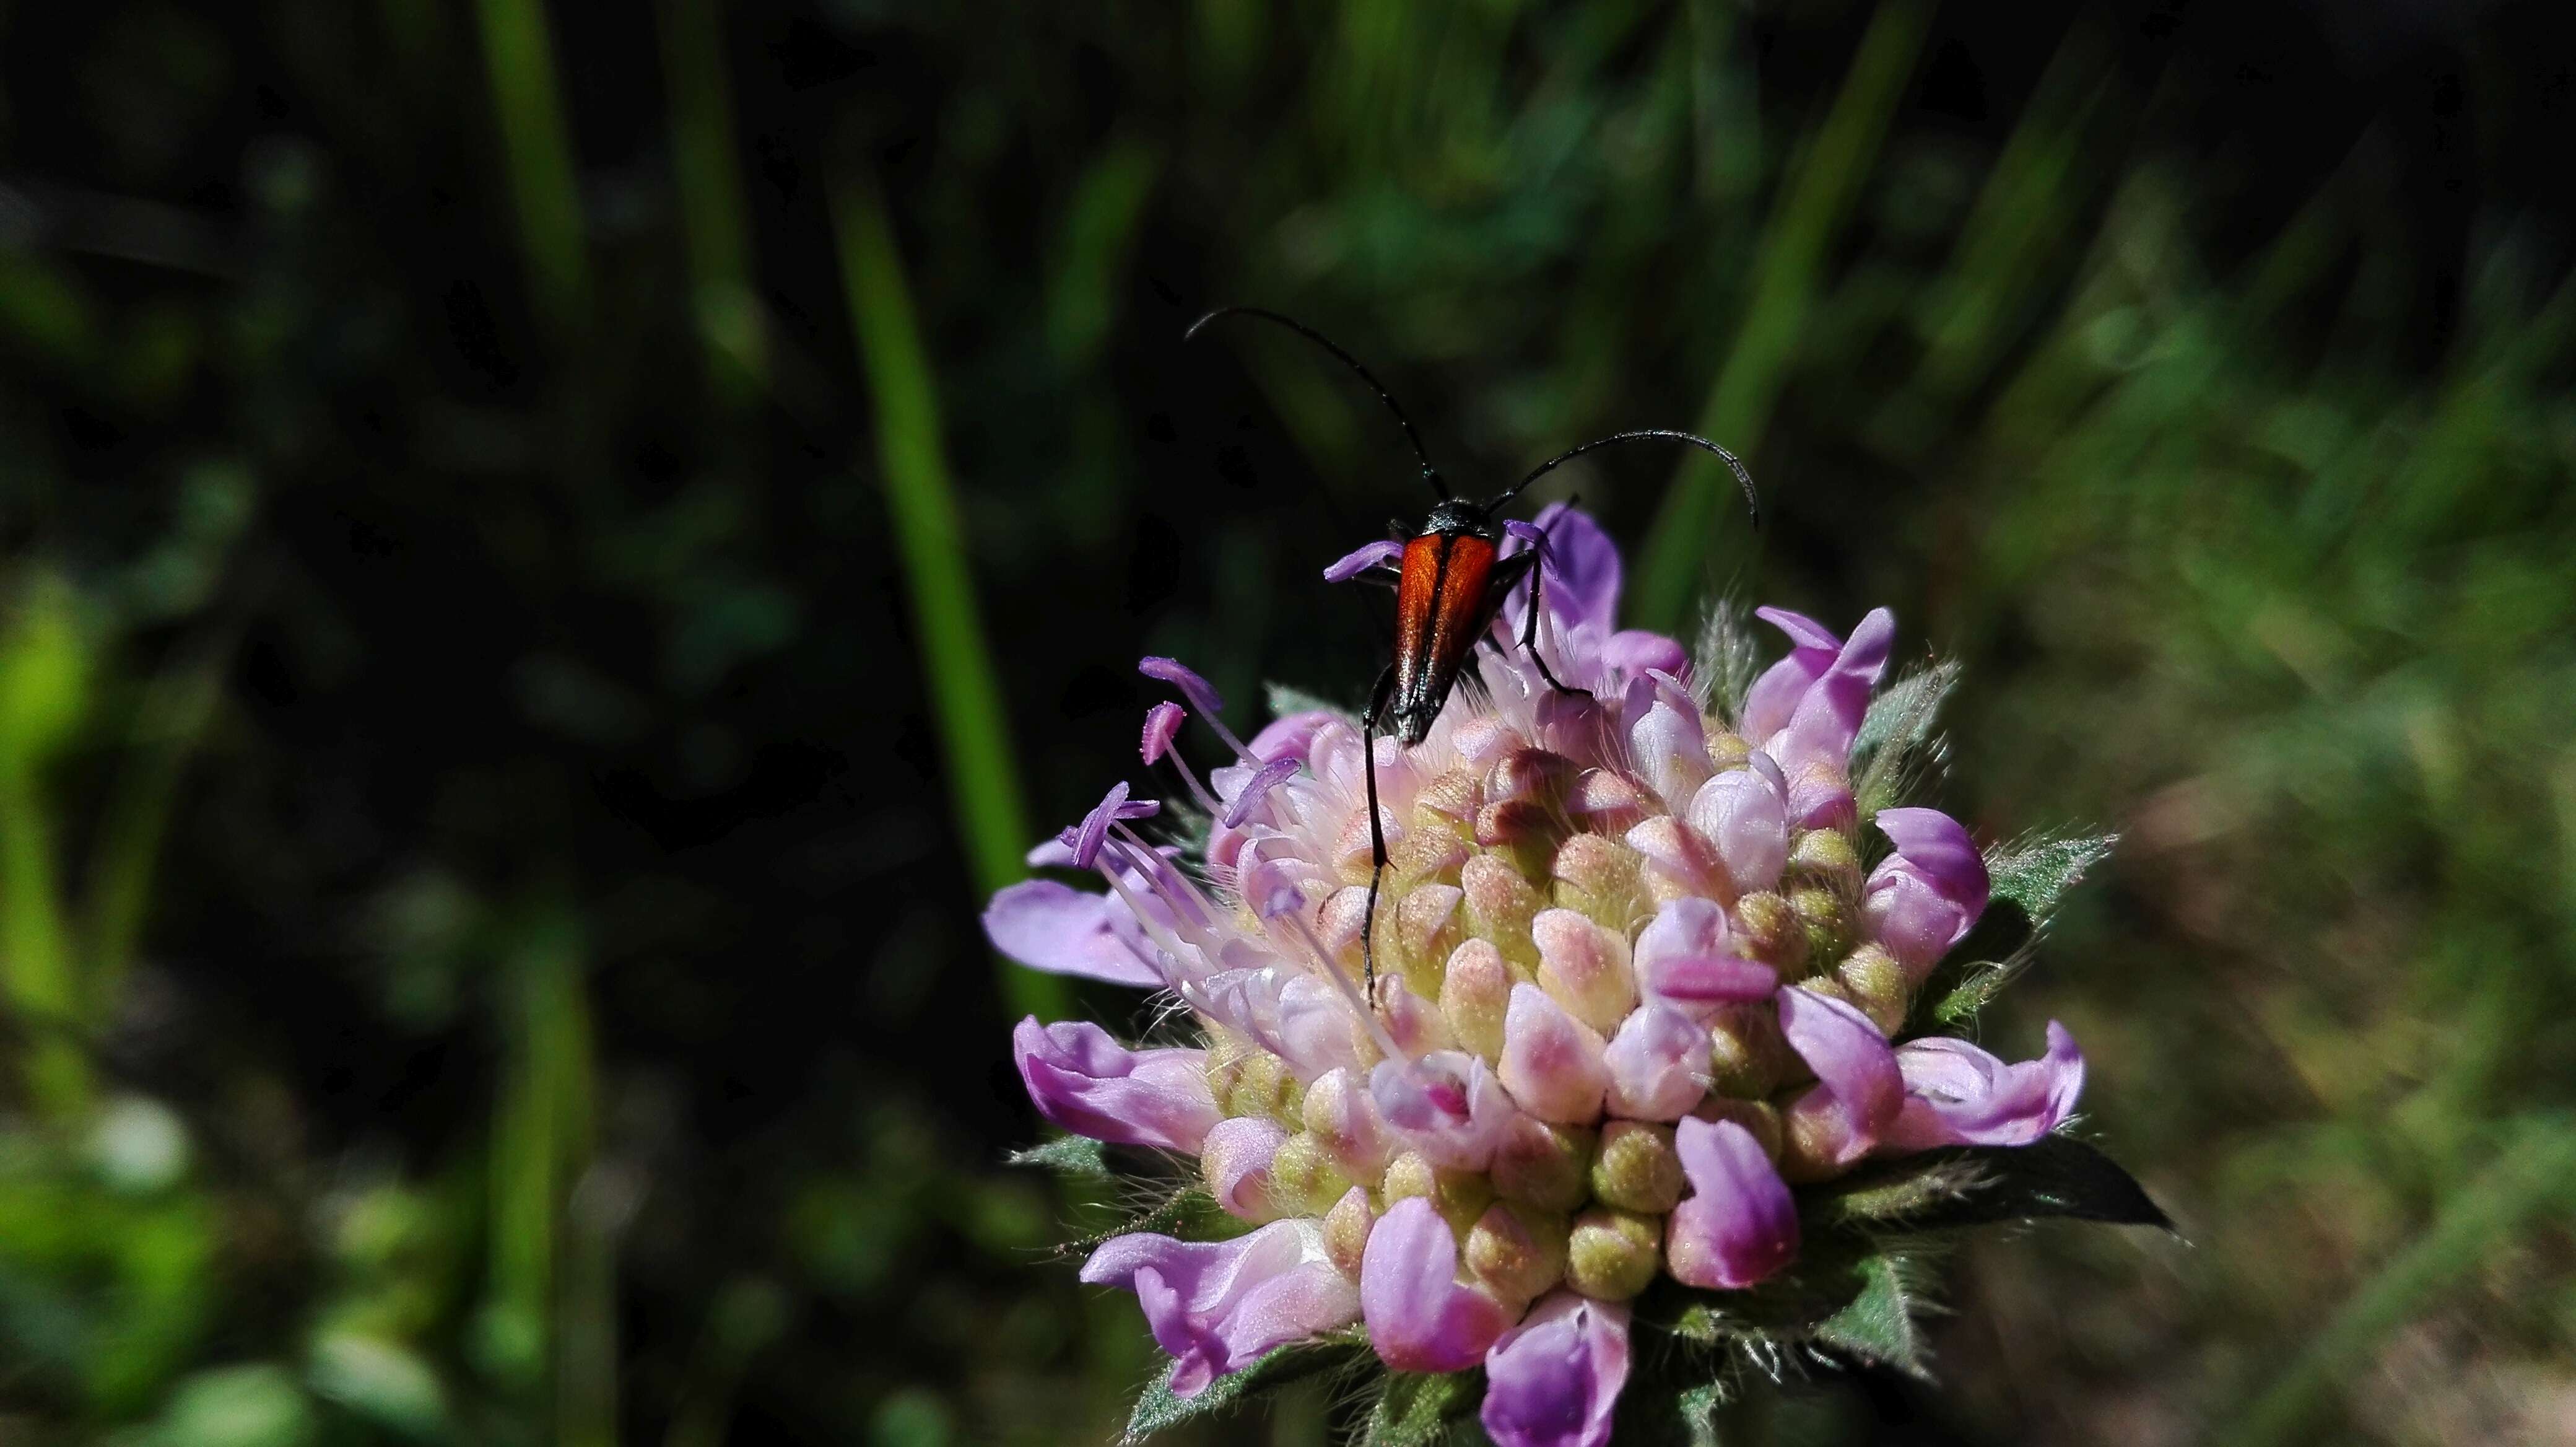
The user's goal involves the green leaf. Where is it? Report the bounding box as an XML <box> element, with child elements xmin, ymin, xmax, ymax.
<box><xmin>1852</xmin><ymin>658</ymin><xmax>1958</xmax><ymax>763</ymax></box>
<box><xmin>1852</xmin><ymin>660</ymin><xmax>1959</xmax><ymax>816</ymax></box>
<box><xmin>1824</xmin><ymin>1137</ymin><xmax>2171</xmax><ymax>1231</ymax></box>
<box><xmin>1811</xmin><ymin>1255</ymin><xmax>1933</xmax><ymax>1378</ymax></box>
<box><xmin>1818</xmin><ymin>1155</ymin><xmax>1995</xmax><ymax>1226</ymax></box>
<box><xmin>1007</xmin><ymin>1135</ymin><xmax>1108</xmax><ymax>1177</ymax></box>
<box><xmin>1056</xmin><ymin>1186</ymin><xmax>1236</xmax><ymax>1259</ymax></box>
<box><xmin>1363</xmin><ymin>1370</ymin><xmax>1482</xmax><ymax>1446</ymax></box>
<box><xmin>1122</xmin><ymin>1334</ymin><xmax>1363</xmax><ymax>1444</ymax></box>
<box><xmin>1925</xmin><ymin>960</ymin><xmax>2016</xmax><ymax>1026</ymax></box>
<box><xmin>1984</xmin><ymin>830</ymin><xmax>2117</xmax><ymax>923</ymax></box>
<box><xmin>1266</xmin><ymin>682</ymin><xmax>1359</xmax><ymax>727</ymax></box>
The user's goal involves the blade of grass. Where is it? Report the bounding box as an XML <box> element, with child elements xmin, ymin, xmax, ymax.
<box><xmin>1632</xmin><ymin>0</ymin><xmax>1933</xmax><ymax>634</ymax></box>
<box><xmin>0</xmin><ymin>579</ymin><xmax>92</xmax><ymax>1116</ymax></box>
<box><xmin>474</xmin><ymin>0</ymin><xmax>589</xmax><ymax>340</ymax></box>
<box><xmin>831</xmin><ymin>172</ymin><xmax>1066</xmax><ymax>1023</ymax></box>
<box><xmin>2222</xmin><ymin>1115</ymin><xmax>2576</xmax><ymax>1447</ymax></box>
<box><xmin>84</xmin><ymin>640</ymin><xmax>232</xmax><ymax>1016</ymax></box>
<box><xmin>656</xmin><ymin>0</ymin><xmax>766</xmax><ymax>395</ymax></box>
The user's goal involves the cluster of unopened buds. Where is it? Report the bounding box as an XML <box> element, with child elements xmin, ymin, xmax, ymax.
<box><xmin>987</xmin><ymin>508</ymin><xmax>2110</xmax><ymax>1445</ymax></box>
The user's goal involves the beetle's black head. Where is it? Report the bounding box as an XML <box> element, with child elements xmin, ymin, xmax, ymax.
<box><xmin>1422</xmin><ymin>497</ymin><xmax>1499</xmax><ymax>539</ymax></box>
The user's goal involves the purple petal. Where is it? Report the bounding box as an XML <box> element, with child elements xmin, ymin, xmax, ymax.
<box><xmin>1201</xmin><ymin>1115</ymin><xmax>1289</xmax><ymax>1219</ymax></box>
<box><xmin>1500</xmin><ymin>503</ymin><xmax>1622</xmax><ymax>633</ymax></box>
<box><xmin>1886</xmin><ymin>1021</ymin><xmax>2086</xmax><ymax>1150</ymax></box>
<box><xmin>1625</xmin><ymin>670</ymin><xmax>1710</xmax><ymax>811</ymax></box>
<box><xmin>1141</xmin><ymin>702</ymin><xmax>1187</xmax><ymax>764</ymax></box>
<box><xmin>982</xmin><ymin>880</ymin><xmax>1166</xmax><ymax>987</ymax></box>
<box><xmin>1273</xmin><ymin>973</ymin><xmax>1367</xmax><ymax>1081</ymax></box>
<box><xmin>1775</xmin><ymin>986</ymin><xmax>1903</xmax><ymax>1168</ymax></box>
<box><xmin>1497</xmin><ymin>984</ymin><xmax>1611</xmax><ymax>1124</ymax></box>
<box><xmin>1249</xmin><ymin>709</ymin><xmax>1340</xmax><ymax>766</ymax></box>
<box><xmin>1665</xmin><ymin>1116</ymin><xmax>1799</xmax><ymax>1288</ymax></box>
<box><xmin>1370</xmin><ymin>1051</ymin><xmax>1518</xmax><ymax>1171</ymax></box>
<box><xmin>1632</xmin><ymin>898</ymin><xmax>1776</xmax><ymax>1013</ymax></box>
<box><xmin>1139</xmin><ymin>656</ymin><xmax>1226</xmax><ymax>717</ymax></box>
<box><xmin>1323</xmin><ymin>538</ymin><xmax>1404</xmax><ymax>582</ymax></box>
<box><xmin>1012</xmin><ymin>1016</ymin><xmax>1221</xmax><ymax>1151</ymax></box>
<box><xmin>1740</xmin><ymin>608</ymin><xmax>1842</xmax><ymax>741</ymax></box>
<box><xmin>1479</xmin><ymin>1292</ymin><xmax>1631</xmax><ymax>1447</ymax></box>
<box><xmin>1684</xmin><ymin>767</ymin><xmax>1788</xmax><ymax>896</ymax></box>
<box><xmin>1863</xmin><ymin>808</ymin><xmax>1991</xmax><ymax>977</ymax></box>
<box><xmin>1767</xmin><ymin>608</ymin><xmax>1894</xmax><ymax>772</ymax></box>
<box><xmin>1601</xmin><ymin>630</ymin><xmax>1687</xmax><ymax>681</ymax></box>
<box><xmin>1084</xmin><ymin>1220</ymin><xmax>1360</xmax><ymax>1399</ymax></box>
<box><xmin>1360</xmin><ymin>1197</ymin><xmax>1516</xmax><ymax>1373</ymax></box>
<box><xmin>1603</xmin><ymin>1005</ymin><xmax>1712</xmax><ymax>1121</ymax></box>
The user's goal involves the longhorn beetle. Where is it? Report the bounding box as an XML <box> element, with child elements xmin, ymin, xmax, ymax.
<box><xmin>1186</xmin><ymin>307</ymin><xmax>1762</xmax><ymax>998</ymax></box>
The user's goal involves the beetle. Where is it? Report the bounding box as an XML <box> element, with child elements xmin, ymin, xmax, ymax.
<box><xmin>1186</xmin><ymin>307</ymin><xmax>1760</xmax><ymax>995</ymax></box>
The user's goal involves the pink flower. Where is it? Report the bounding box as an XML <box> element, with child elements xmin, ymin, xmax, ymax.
<box><xmin>1603</xmin><ymin>1005</ymin><xmax>1712</xmax><ymax>1121</ymax></box>
<box><xmin>1633</xmin><ymin>898</ymin><xmax>1777</xmax><ymax>1015</ymax></box>
<box><xmin>1371</xmin><ymin>1051</ymin><xmax>1519</xmax><ymax>1171</ymax></box>
<box><xmin>1012</xmin><ymin>1018</ymin><xmax>1221</xmax><ymax>1153</ymax></box>
<box><xmin>1360</xmin><ymin>1197</ymin><xmax>1516</xmax><ymax>1372</ymax></box>
<box><xmin>1082</xmin><ymin>1220</ymin><xmax>1360</xmax><ymax>1398</ymax></box>
<box><xmin>1863</xmin><ymin>807</ymin><xmax>1991</xmax><ymax>979</ymax></box>
<box><xmin>1499</xmin><ymin>984</ymin><xmax>1611</xmax><ymax>1124</ymax></box>
<box><xmin>1479</xmin><ymin>1292</ymin><xmax>1631</xmax><ymax>1447</ymax></box>
<box><xmin>1665</xmin><ymin>1116</ymin><xmax>1798</xmax><ymax>1289</ymax></box>
<box><xmin>1775</xmin><ymin>986</ymin><xmax>1904</xmax><ymax>1173</ymax></box>
<box><xmin>1887</xmin><ymin>1021</ymin><xmax>2086</xmax><ymax>1150</ymax></box>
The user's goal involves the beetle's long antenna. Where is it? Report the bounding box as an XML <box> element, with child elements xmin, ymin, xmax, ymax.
<box><xmin>1488</xmin><ymin>428</ymin><xmax>1760</xmax><ymax>529</ymax></box>
<box><xmin>1186</xmin><ymin>306</ymin><xmax>1448</xmax><ymax>501</ymax></box>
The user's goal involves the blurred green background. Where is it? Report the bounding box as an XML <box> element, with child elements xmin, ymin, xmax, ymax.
<box><xmin>3</xmin><ymin>0</ymin><xmax>2573</xmax><ymax>1443</ymax></box>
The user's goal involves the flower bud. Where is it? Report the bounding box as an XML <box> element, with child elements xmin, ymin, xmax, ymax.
<box><xmin>1567</xmin><ymin>769</ymin><xmax>1652</xmax><ymax>836</ymax></box>
<box><xmin>1267</xmin><ymin>1131</ymin><xmax>1354</xmax><ymax>1217</ymax></box>
<box><xmin>1790</xmin><ymin>884</ymin><xmax>1851</xmax><ymax>966</ymax></box>
<box><xmin>1625</xmin><ymin>815</ymin><xmax>1731</xmax><ymax>906</ymax></box>
<box><xmin>1324</xmin><ymin>1185</ymin><xmax>1377</xmax><ymax>1279</ymax></box>
<box><xmin>1412</xmin><ymin>765</ymin><xmax>1483</xmax><ymax>828</ymax></box>
<box><xmin>1705</xmin><ymin>1003</ymin><xmax>1793</xmax><ymax>1098</ymax></box>
<box><xmin>1835</xmin><ymin>943</ymin><xmax>1911</xmax><ymax>1035</ymax></box>
<box><xmin>1786</xmin><ymin>760</ymin><xmax>1855</xmax><ymax>833</ymax></box>
<box><xmin>1486</xmin><ymin>746</ymin><xmax>1581</xmax><ymax>807</ymax></box>
<box><xmin>1704</xmin><ymin>730</ymin><xmax>1751</xmax><ymax>774</ymax></box>
<box><xmin>1303</xmin><ymin>1066</ymin><xmax>1392</xmax><ymax>1184</ymax></box>
<box><xmin>1373</xmin><ymin>974</ymin><xmax>1454</xmax><ymax>1057</ymax></box>
<box><xmin>1464</xmin><ymin>1200</ymin><xmax>1570</xmax><ymax>1306</ymax></box>
<box><xmin>1731</xmin><ymin>890</ymin><xmax>1806</xmax><ymax>972</ymax></box>
<box><xmin>1223</xmin><ymin>1048</ymin><xmax>1300</xmax><ymax>1122</ymax></box>
<box><xmin>1550</xmin><ymin>834</ymin><xmax>1648</xmax><ymax>933</ymax></box>
<box><xmin>1393</xmin><ymin>884</ymin><xmax>1466</xmax><ymax>994</ymax></box>
<box><xmin>1489</xmin><ymin>1116</ymin><xmax>1595</xmax><ymax>1212</ymax></box>
<box><xmin>1439</xmin><ymin>938</ymin><xmax>1512</xmax><ymax>1062</ymax></box>
<box><xmin>1499</xmin><ymin>984</ymin><xmax>1611</xmax><ymax>1124</ymax></box>
<box><xmin>1532</xmin><ymin>909</ymin><xmax>1637</xmax><ymax>1034</ymax></box>
<box><xmin>1461</xmin><ymin>856</ymin><xmax>1544</xmax><ymax>974</ymax></box>
<box><xmin>1689</xmin><ymin>1094</ymin><xmax>1783</xmax><ymax>1161</ymax></box>
<box><xmin>1382</xmin><ymin>1149</ymin><xmax>1495</xmax><ymax>1238</ymax></box>
<box><xmin>1787</xmin><ymin>827</ymin><xmax>1861</xmax><ymax>890</ymax></box>
<box><xmin>1201</xmin><ymin>1115</ymin><xmax>1288</xmax><ymax>1222</ymax></box>
<box><xmin>1565</xmin><ymin>1207</ymin><xmax>1662</xmax><ymax>1301</ymax></box>
<box><xmin>1447</xmin><ymin>716</ymin><xmax>1524</xmax><ymax>769</ymax></box>
<box><xmin>1589</xmin><ymin>1121</ymin><xmax>1684</xmax><ymax>1213</ymax></box>
<box><xmin>1315</xmin><ymin>886</ymin><xmax>1372</xmax><ymax>973</ymax></box>
<box><xmin>1386</xmin><ymin>825</ymin><xmax>1469</xmax><ymax>886</ymax></box>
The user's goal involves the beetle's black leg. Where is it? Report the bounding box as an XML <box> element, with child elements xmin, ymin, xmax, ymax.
<box><xmin>1359</xmin><ymin>662</ymin><xmax>1398</xmax><ymax>1000</ymax></box>
<box><xmin>1517</xmin><ymin>541</ymin><xmax>1592</xmax><ymax>699</ymax></box>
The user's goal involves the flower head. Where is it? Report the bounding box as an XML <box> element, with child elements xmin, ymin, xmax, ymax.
<box><xmin>997</xmin><ymin>508</ymin><xmax>2140</xmax><ymax>1428</ymax></box>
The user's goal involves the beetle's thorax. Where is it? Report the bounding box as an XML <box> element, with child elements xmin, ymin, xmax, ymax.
<box><xmin>1421</xmin><ymin>497</ymin><xmax>1499</xmax><ymax>540</ymax></box>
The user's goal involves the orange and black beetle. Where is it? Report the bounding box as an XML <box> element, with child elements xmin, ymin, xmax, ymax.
<box><xmin>1188</xmin><ymin>307</ymin><xmax>1760</xmax><ymax>993</ymax></box>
